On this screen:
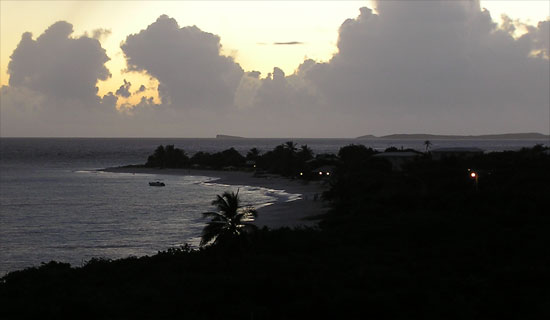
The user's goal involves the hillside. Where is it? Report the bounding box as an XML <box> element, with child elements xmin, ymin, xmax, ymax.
<box><xmin>357</xmin><ymin>132</ymin><xmax>549</xmax><ymax>140</ymax></box>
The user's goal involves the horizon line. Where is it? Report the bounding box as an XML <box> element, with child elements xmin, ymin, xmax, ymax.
<box><xmin>0</xmin><ymin>131</ymin><xmax>548</xmax><ymax>140</ymax></box>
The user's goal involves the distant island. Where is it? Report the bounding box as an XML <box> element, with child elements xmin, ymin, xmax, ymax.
<box><xmin>356</xmin><ymin>132</ymin><xmax>549</xmax><ymax>140</ymax></box>
<box><xmin>216</xmin><ymin>134</ymin><xmax>246</xmax><ymax>139</ymax></box>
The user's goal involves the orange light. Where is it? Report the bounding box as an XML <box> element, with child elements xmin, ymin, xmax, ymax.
<box><xmin>470</xmin><ymin>172</ymin><xmax>476</xmax><ymax>178</ymax></box>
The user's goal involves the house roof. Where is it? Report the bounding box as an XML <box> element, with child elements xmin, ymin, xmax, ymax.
<box><xmin>374</xmin><ymin>152</ymin><xmax>419</xmax><ymax>158</ymax></box>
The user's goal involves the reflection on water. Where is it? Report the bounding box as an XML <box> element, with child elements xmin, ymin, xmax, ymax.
<box><xmin>0</xmin><ymin>169</ymin><xmax>296</xmax><ymax>275</ymax></box>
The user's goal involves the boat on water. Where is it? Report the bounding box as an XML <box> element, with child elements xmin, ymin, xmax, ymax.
<box><xmin>149</xmin><ymin>181</ymin><xmax>165</xmax><ymax>187</ymax></box>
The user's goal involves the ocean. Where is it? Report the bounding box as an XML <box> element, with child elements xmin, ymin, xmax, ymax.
<box><xmin>0</xmin><ymin>137</ymin><xmax>546</xmax><ymax>275</ymax></box>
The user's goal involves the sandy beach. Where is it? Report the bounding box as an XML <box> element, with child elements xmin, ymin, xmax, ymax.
<box><xmin>102</xmin><ymin>167</ymin><xmax>328</xmax><ymax>229</ymax></box>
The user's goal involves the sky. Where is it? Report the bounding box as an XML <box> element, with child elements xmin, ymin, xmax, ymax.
<box><xmin>0</xmin><ymin>0</ymin><xmax>549</xmax><ymax>138</ymax></box>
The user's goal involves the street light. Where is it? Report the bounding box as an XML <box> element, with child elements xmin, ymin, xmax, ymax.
<box><xmin>469</xmin><ymin>170</ymin><xmax>479</xmax><ymax>191</ymax></box>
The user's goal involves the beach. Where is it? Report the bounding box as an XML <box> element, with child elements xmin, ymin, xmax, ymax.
<box><xmin>103</xmin><ymin>167</ymin><xmax>328</xmax><ymax>229</ymax></box>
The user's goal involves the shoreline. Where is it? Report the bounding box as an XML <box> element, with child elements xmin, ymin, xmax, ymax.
<box><xmin>102</xmin><ymin>167</ymin><xmax>328</xmax><ymax>229</ymax></box>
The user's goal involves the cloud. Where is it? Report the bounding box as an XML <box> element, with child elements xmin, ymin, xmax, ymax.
<box><xmin>1</xmin><ymin>21</ymin><xmax>118</xmax><ymax>136</ymax></box>
<box><xmin>292</xmin><ymin>1</ymin><xmax>550</xmax><ymax>135</ymax></box>
<box><xmin>91</xmin><ymin>28</ymin><xmax>111</xmax><ymax>41</ymax></box>
<box><xmin>115</xmin><ymin>79</ymin><xmax>132</xmax><ymax>97</ymax></box>
<box><xmin>228</xmin><ymin>1</ymin><xmax>549</xmax><ymax>136</ymax></box>
<box><xmin>135</xmin><ymin>84</ymin><xmax>146</xmax><ymax>93</ymax></box>
<box><xmin>2</xmin><ymin>4</ymin><xmax>548</xmax><ymax>138</ymax></box>
<box><xmin>523</xmin><ymin>20</ymin><xmax>549</xmax><ymax>58</ymax></box>
<box><xmin>273</xmin><ymin>41</ymin><xmax>304</xmax><ymax>45</ymax></box>
<box><xmin>120</xmin><ymin>14</ymin><xmax>244</xmax><ymax>109</ymax></box>
<box><xmin>230</xmin><ymin>65</ymin><xmax>329</xmax><ymax>137</ymax></box>
<box><xmin>7</xmin><ymin>21</ymin><xmax>111</xmax><ymax>103</ymax></box>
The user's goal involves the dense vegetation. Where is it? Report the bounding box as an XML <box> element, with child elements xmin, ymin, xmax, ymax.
<box><xmin>144</xmin><ymin>142</ymin><xmax>329</xmax><ymax>178</ymax></box>
<box><xmin>1</xmin><ymin>146</ymin><xmax>549</xmax><ymax>319</ymax></box>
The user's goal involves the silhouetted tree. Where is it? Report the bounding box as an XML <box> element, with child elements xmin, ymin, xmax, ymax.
<box><xmin>297</xmin><ymin>145</ymin><xmax>314</xmax><ymax>162</ymax></box>
<box><xmin>256</xmin><ymin>141</ymin><xmax>301</xmax><ymax>176</ymax></box>
<box><xmin>190</xmin><ymin>151</ymin><xmax>212</xmax><ymax>167</ymax></box>
<box><xmin>201</xmin><ymin>190</ymin><xmax>258</xmax><ymax>246</ymax></box>
<box><xmin>424</xmin><ymin>140</ymin><xmax>432</xmax><ymax>153</ymax></box>
<box><xmin>338</xmin><ymin>144</ymin><xmax>376</xmax><ymax>169</ymax></box>
<box><xmin>189</xmin><ymin>148</ymin><xmax>245</xmax><ymax>169</ymax></box>
<box><xmin>284</xmin><ymin>141</ymin><xmax>298</xmax><ymax>153</ymax></box>
<box><xmin>145</xmin><ymin>145</ymin><xmax>189</xmax><ymax>168</ymax></box>
<box><xmin>146</xmin><ymin>145</ymin><xmax>166</xmax><ymax>167</ymax></box>
<box><xmin>246</xmin><ymin>148</ymin><xmax>261</xmax><ymax>161</ymax></box>
<box><xmin>219</xmin><ymin>148</ymin><xmax>246</xmax><ymax>167</ymax></box>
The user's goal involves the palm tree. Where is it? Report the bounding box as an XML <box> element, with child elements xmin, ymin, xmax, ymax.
<box><xmin>424</xmin><ymin>140</ymin><xmax>432</xmax><ymax>153</ymax></box>
<box><xmin>298</xmin><ymin>145</ymin><xmax>314</xmax><ymax>161</ymax></box>
<box><xmin>200</xmin><ymin>190</ymin><xmax>258</xmax><ymax>246</ymax></box>
<box><xmin>284</xmin><ymin>141</ymin><xmax>298</xmax><ymax>153</ymax></box>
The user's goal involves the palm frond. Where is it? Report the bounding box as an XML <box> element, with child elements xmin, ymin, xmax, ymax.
<box><xmin>200</xmin><ymin>222</ymin><xmax>225</xmax><ymax>246</ymax></box>
<box><xmin>212</xmin><ymin>194</ymin><xmax>230</xmax><ymax>212</ymax></box>
<box><xmin>200</xmin><ymin>190</ymin><xmax>259</xmax><ymax>246</ymax></box>
<box><xmin>201</xmin><ymin>211</ymin><xmax>226</xmax><ymax>220</ymax></box>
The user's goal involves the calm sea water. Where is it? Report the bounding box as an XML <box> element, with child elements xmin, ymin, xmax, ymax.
<box><xmin>0</xmin><ymin>138</ymin><xmax>546</xmax><ymax>275</ymax></box>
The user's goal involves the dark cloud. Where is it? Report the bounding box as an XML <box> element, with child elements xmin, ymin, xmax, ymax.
<box><xmin>115</xmin><ymin>79</ymin><xmax>132</xmax><ymax>98</ymax></box>
<box><xmin>7</xmin><ymin>21</ymin><xmax>111</xmax><ymax>103</ymax></box>
<box><xmin>231</xmin><ymin>66</ymin><xmax>327</xmax><ymax>136</ymax></box>
<box><xmin>1</xmin><ymin>21</ymin><xmax>118</xmax><ymax>136</ymax></box>
<box><xmin>523</xmin><ymin>20</ymin><xmax>549</xmax><ymax>59</ymax></box>
<box><xmin>295</xmin><ymin>1</ymin><xmax>550</xmax><ymax>134</ymax></box>
<box><xmin>246</xmin><ymin>71</ymin><xmax>261</xmax><ymax>79</ymax></box>
<box><xmin>120</xmin><ymin>14</ymin><xmax>244</xmax><ymax>109</ymax></box>
<box><xmin>253</xmin><ymin>67</ymin><xmax>316</xmax><ymax>111</ymax></box>
<box><xmin>2</xmin><ymin>4</ymin><xmax>548</xmax><ymax>137</ymax></box>
<box><xmin>229</xmin><ymin>1</ymin><xmax>548</xmax><ymax>136</ymax></box>
<box><xmin>273</xmin><ymin>41</ymin><xmax>304</xmax><ymax>45</ymax></box>
<box><xmin>135</xmin><ymin>84</ymin><xmax>147</xmax><ymax>93</ymax></box>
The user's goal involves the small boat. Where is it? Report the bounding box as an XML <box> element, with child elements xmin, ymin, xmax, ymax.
<box><xmin>149</xmin><ymin>181</ymin><xmax>165</xmax><ymax>187</ymax></box>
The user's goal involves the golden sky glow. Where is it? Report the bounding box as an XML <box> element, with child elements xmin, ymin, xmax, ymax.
<box><xmin>1</xmin><ymin>0</ymin><xmax>549</xmax><ymax>105</ymax></box>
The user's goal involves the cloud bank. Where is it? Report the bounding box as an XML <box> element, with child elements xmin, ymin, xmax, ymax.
<box><xmin>1</xmin><ymin>2</ymin><xmax>548</xmax><ymax>137</ymax></box>
<box><xmin>297</xmin><ymin>1</ymin><xmax>549</xmax><ymax>134</ymax></box>
<box><xmin>228</xmin><ymin>1</ymin><xmax>549</xmax><ymax>136</ymax></box>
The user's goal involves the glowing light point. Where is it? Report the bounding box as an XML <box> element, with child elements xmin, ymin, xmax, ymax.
<box><xmin>470</xmin><ymin>172</ymin><xmax>477</xmax><ymax>178</ymax></box>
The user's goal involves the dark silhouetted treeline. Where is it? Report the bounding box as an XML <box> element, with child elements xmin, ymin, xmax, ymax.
<box><xmin>144</xmin><ymin>142</ymin><xmax>332</xmax><ymax>178</ymax></box>
<box><xmin>1</xmin><ymin>146</ymin><xmax>549</xmax><ymax>319</ymax></box>
<box><xmin>145</xmin><ymin>145</ymin><xmax>189</xmax><ymax>168</ymax></box>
